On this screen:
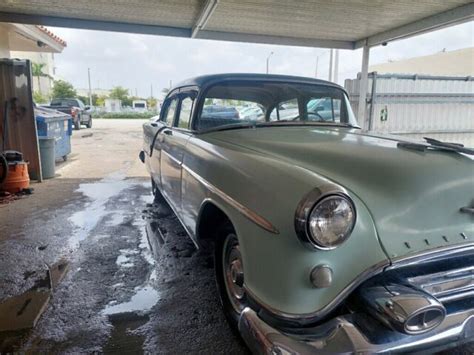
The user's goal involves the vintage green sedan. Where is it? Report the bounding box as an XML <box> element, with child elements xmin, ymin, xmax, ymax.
<box><xmin>140</xmin><ymin>74</ymin><xmax>474</xmax><ymax>353</ymax></box>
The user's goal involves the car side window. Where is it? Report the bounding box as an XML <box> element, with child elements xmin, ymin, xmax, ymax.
<box><xmin>162</xmin><ymin>98</ymin><xmax>178</xmax><ymax>126</ymax></box>
<box><xmin>176</xmin><ymin>95</ymin><xmax>195</xmax><ymax>129</ymax></box>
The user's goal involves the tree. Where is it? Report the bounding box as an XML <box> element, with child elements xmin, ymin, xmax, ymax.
<box><xmin>33</xmin><ymin>91</ymin><xmax>48</xmax><ymax>104</ymax></box>
<box><xmin>147</xmin><ymin>97</ymin><xmax>158</xmax><ymax>110</ymax></box>
<box><xmin>52</xmin><ymin>80</ymin><xmax>77</xmax><ymax>99</ymax></box>
<box><xmin>109</xmin><ymin>86</ymin><xmax>130</xmax><ymax>107</ymax></box>
<box><xmin>96</xmin><ymin>95</ymin><xmax>107</xmax><ymax>107</ymax></box>
<box><xmin>31</xmin><ymin>62</ymin><xmax>51</xmax><ymax>95</ymax></box>
<box><xmin>78</xmin><ymin>95</ymin><xmax>89</xmax><ymax>105</ymax></box>
<box><xmin>90</xmin><ymin>93</ymin><xmax>99</xmax><ymax>106</ymax></box>
<box><xmin>109</xmin><ymin>86</ymin><xmax>129</xmax><ymax>101</ymax></box>
<box><xmin>78</xmin><ymin>93</ymin><xmax>99</xmax><ymax>106</ymax></box>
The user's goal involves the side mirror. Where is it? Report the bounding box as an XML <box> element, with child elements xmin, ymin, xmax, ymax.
<box><xmin>84</xmin><ymin>105</ymin><xmax>91</xmax><ymax>110</ymax></box>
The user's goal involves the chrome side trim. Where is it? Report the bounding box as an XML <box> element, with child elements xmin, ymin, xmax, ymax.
<box><xmin>388</xmin><ymin>242</ymin><xmax>474</xmax><ymax>270</ymax></box>
<box><xmin>244</xmin><ymin>258</ymin><xmax>389</xmax><ymax>323</ymax></box>
<box><xmin>162</xmin><ymin>149</ymin><xmax>182</xmax><ymax>166</ymax></box>
<box><xmin>182</xmin><ymin>164</ymin><xmax>279</xmax><ymax>234</ymax></box>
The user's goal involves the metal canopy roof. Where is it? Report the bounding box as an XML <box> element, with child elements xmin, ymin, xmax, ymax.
<box><xmin>0</xmin><ymin>0</ymin><xmax>472</xmax><ymax>50</ymax></box>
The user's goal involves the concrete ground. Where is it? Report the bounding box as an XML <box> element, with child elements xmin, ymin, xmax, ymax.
<box><xmin>0</xmin><ymin>119</ymin><xmax>471</xmax><ymax>354</ymax></box>
<box><xmin>0</xmin><ymin>119</ymin><xmax>247</xmax><ymax>354</ymax></box>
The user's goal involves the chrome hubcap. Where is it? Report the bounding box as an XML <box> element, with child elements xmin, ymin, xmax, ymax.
<box><xmin>223</xmin><ymin>235</ymin><xmax>245</xmax><ymax>313</ymax></box>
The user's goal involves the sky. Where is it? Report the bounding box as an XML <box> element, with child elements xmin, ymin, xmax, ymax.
<box><xmin>50</xmin><ymin>21</ymin><xmax>473</xmax><ymax>99</ymax></box>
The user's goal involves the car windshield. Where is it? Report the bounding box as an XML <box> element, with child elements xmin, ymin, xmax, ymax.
<box><xmin>196</xmin><ymin>81</ymin><xmax>358</xmax><ymax>131</ymax></box>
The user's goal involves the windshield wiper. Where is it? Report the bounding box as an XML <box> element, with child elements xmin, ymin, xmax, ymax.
<box><xmin>397</xmin><ymin>137</ymin><xmax>474</xmax><ymax>155</ymax></box>
<box><xmin>424</xmin><ymin>137</ymin><xmax>474</xmax><ymax>155</ymax></box>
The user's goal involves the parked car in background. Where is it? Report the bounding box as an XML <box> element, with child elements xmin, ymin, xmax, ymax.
<box><xmin>200</xmin><ymin>105</ymin><xmax>240</xmax><ymax>129</ymax></box>
<box><xmin>141</xmin><ymin>73</ymin><xmax>474</xmax><ymax>354</ymax></box>
<box><xmin>44</xmin><ymin>98</ymin><xmax>92</xmax><ymax>130</ymax></box>
<box><xmin>239</xmin><ymin>106</ymin><xmax>264</xmax><ymax>120</ymax></box>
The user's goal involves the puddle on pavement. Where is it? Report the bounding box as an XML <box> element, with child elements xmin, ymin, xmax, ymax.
<box><xmin>69</xmin><ymin>171</ymin><xmax>132</xmax><ymax>248</ymax></box>
<box><xmin>102</xmin><ymin>286</ymin><xmax>160</xmax><ymax>315</ymax></box>
<box><xmin>69</xmin><ymin>177</ymin><xmax>171</xmax><ymax>351</ymax></box>
<box><xmin>116</xmin><ymin>249</ymin><xmax>139</xmax><ymax>268</ymax></box>
<box><xmin>102</xmin><ymin>193</ymin><xmax>161</xmax><ymax>329</ymax></box>
<box><xmin>102</xmin><ymin>312</ymin><xmax>150</xmax><ymax>354</ymax></box>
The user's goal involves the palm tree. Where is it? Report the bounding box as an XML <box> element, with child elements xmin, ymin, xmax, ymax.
<box><xmin>31</xmin><ymin>62</ymin><xmax>51</xmax><ymax>95</ymax></box>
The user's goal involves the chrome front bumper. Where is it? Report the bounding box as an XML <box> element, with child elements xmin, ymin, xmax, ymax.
<box><xmin>238</xmin><ymin>307</ymin><xmax>474</xmax><ymax>354</ymax></box>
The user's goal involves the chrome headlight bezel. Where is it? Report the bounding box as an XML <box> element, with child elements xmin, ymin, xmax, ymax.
<box><xmin>295</xmin><ymin>187</ymin><xmax>357</xmax><ymax>251</ymax></box>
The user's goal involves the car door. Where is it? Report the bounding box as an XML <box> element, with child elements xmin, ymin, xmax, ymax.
<box><xmin>160</xmin><ymin>90</ymin><xmax>196</xmax><ymax>214</ymax></box>
<box><xmin>147</xmin><ymin>95</ymin><xmax>178</xmax><ymax>187</ymax></box>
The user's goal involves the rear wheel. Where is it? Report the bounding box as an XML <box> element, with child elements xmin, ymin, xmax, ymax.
<box><xmin>215</xmin><ymin>227</ymin><xmax>247</xmax><ymax>329</ymax></box>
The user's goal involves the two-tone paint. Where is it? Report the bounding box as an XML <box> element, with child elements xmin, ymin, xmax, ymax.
<box><xmin>141</xmin><ymin>74</ymin><xmax>474</xmax><ymax>326</ymax></box>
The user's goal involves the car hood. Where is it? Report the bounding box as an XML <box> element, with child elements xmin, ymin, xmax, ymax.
<box><xmin>206</xmin><ymin>126</ymin><xmax>474</xmax><ymax>259</ymax></box>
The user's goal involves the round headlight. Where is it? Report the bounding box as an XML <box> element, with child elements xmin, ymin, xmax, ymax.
<box><xmin>307</xmin><ymin>195</ymin><xmax>356</xmax><ymax>249</ymax></box>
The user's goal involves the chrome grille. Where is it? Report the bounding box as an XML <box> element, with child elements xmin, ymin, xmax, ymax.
<box><xmin>408</xmin><ymin>266</ymin><xmax>474</xmax><ymax>303</ymax></box>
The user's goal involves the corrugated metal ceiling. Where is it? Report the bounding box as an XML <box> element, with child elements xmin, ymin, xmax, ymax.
<box><xmin>0</xmin><ymin>0</ymin><xmax>472</xmax><ymax>49</ymax></box>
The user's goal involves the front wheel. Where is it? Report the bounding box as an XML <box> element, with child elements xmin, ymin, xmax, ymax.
<box><xmin>215</xmin><ymin>227</ymin><xmax>247</xmax><ymax>329</ymax></box>
<box><xmin>86</xmin><ymin>117</ymin><xmax>92</xmax><ymax>128</ymax></box>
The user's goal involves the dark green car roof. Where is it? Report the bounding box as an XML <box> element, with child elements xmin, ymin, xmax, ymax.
<box><xmin>175</xmin><ymin>73</ymin><xmax>343</xmax><ymax>91</ymax></box>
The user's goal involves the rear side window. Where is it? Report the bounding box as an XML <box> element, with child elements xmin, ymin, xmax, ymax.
<box><xmin>162</xmin><ymin>98</ymin><xmax>178</xmax><ymax>126</ymax></box>
<box><xmin>176</xmin><ymin>96</ymin><xmax>194</xmax><ymax>129</ymax></box>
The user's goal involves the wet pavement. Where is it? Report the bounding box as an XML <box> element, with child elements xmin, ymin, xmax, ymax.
<box><xmin>2</xmin><ymin>119</ymin><xmax>471</xmax><ymax>354</ymax></box>
<box><xmin>0</xmin><ymin>172</ymin><xmax>247</xmax><ymax>353</ymax></box>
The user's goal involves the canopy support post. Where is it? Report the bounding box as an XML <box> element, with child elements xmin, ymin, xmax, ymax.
<box><xmin>358</xmin><ymin>44</ymin><xmax>370</xmax><ymax>129</ymax></box>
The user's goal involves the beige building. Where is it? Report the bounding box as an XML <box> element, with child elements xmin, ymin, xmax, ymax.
<box><xmin>0</xmin><ymin>24</ymin><xmax>66</xmax><ymax>97</ymax></box>
<box><xmin>77</xmin><ymin>88</ymin><xmax>111</xmax><ymax>97</ymax></box>
<box><xmin>370</xmin><ymin>47</ymin><xmax>474</xmax><ymax>76</ymax></box>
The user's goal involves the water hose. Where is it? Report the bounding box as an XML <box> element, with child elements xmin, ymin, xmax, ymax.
<box><xmin>0</xmin><ymin>153</ymin><xmax>7</xmax><ymax>184</ymax></box>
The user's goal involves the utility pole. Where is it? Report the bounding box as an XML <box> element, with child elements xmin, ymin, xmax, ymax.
<box><xmin>328</xmin><ymin>49</ymin><xmax>334</xmax><ymax>82</ymax></box>
<box><xmin>334</xmin><ymin>49</ymin><xmax>339</xmax><ymax>84</ymax></box>
<box><xmin>169</xmin><ymin>80</ymin><xmax>172</xmax><ymax>89</ymax></box>
<box><xmin>150</xmin><ymin>84</ymin><xmax>153</xmax><ymax>98</ymax></box>
<box><xmin>266</xmin><ymin>51</ymin><xmax>274</xmax><ymax>74</ymax></box>
<box><xmin>135</xmin><ymin>88</ymin><xmax>138</xmax><ymax>97</ymax></box>
<box><xmin>87</xmin><ymin>67</ymin><xmax>92</xmax><ymax>106</ymax></box>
